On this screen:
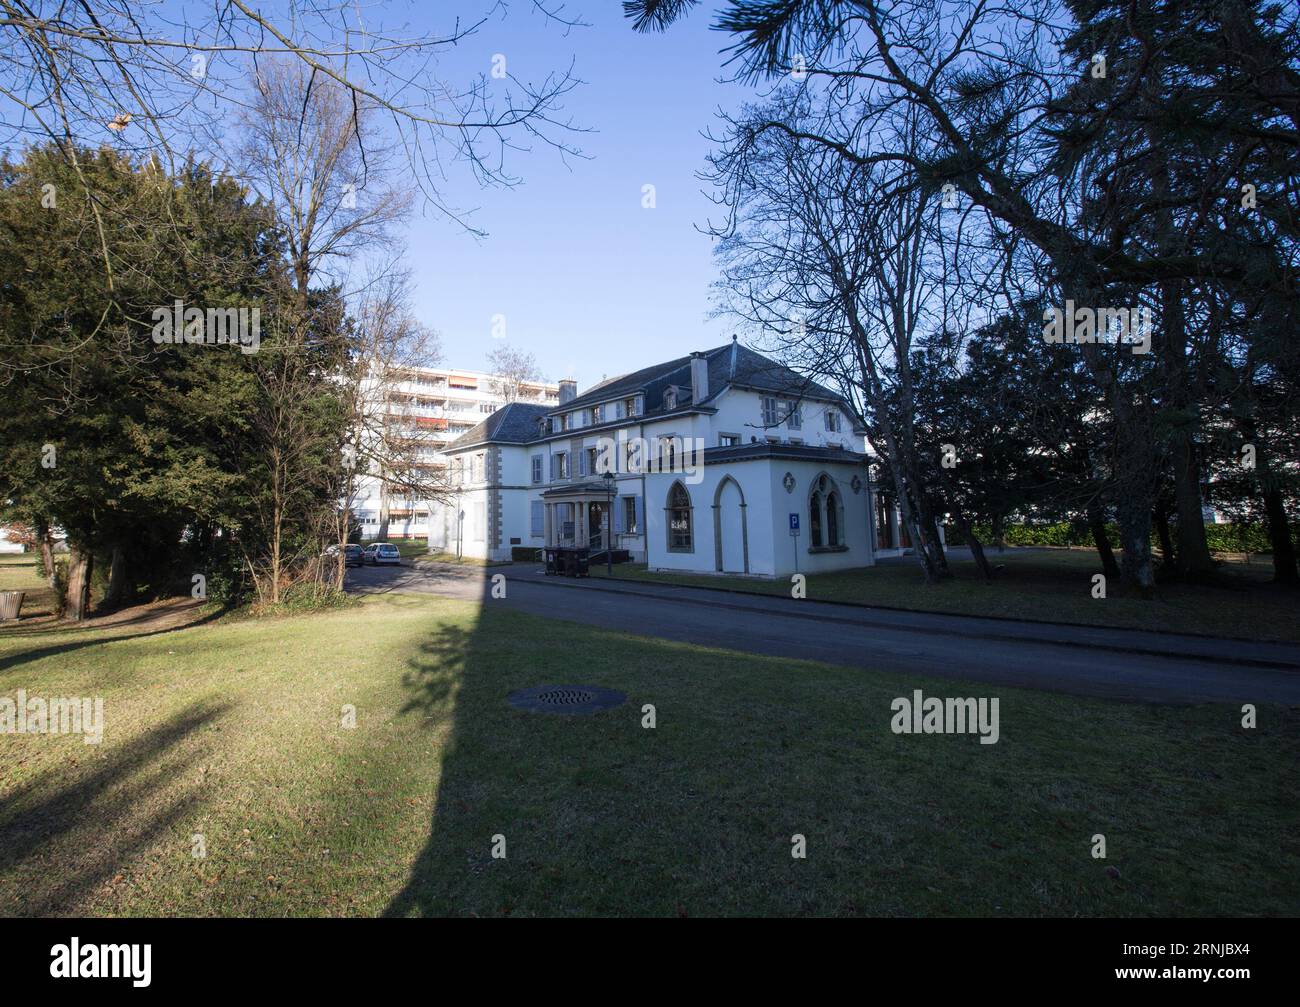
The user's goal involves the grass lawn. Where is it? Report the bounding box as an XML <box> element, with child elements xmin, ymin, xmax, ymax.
<box><xmin>378</xmin><ymin>539</ymin><xmax>503</xmax><ymax>566</ymax></box>
<box><xmin>0</xmin><ymin>554</ymin><xmax>57</xmax><ymax>620</ymax></box>
<box><xmin>412</xmin><ymin>551</ymin><xmax>503</xmax><ymax>567</ymax></box>
<box><xmin>1</xmin><ymin>565</ymin><xmax>1295</xmax><ymax>917</ymax></box>
<box><xmin>592</xmin><ymin>549</ymin><xmax>1300</xmax><ymax>643</ymax></box>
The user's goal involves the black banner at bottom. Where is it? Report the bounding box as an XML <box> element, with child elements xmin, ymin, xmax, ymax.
<box><xmin>0</xmin><ymin>917</ymin><xmax>1276</xmax><ymax>993</ymax></box>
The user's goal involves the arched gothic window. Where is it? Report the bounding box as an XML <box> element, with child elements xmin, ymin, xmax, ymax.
<box><xmin>667</xmin><ymin>481</ymin><xmax>693</xmax><ymax>552</ymax></box>
<box><xmin>809</xmin><ymin>475</ymin><xmax>845</xmax><ymax>549</ymax></box>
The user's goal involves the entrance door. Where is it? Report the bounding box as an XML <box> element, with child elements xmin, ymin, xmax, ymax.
<box><xmin>718</xmin><ymin>479</ymin><xmax>746</xmax><ymax>572</ymax></box>
<box><xmin>588</xmin><ymin>502</ymin><xmax>606</xmax><ymax>550</ymax></box>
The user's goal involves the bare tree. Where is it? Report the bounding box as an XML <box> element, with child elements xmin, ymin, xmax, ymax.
<box><xmin>485</xmin><ymin>344</ymin><xmax>545</xmax><ymax>403</ymax></box>
<box><xmin>0</xmin><ymin>1</ymin><xmax>585</xmax><ymax>316</ymax></box>
<box><xmin>708</xmin><ymin>96</ymin><xmax>956</xmax><ymax>582</ymax></box>
<box><xmin>333</xmin><ymin>266</ymin><xmax>451</xmax><ymax>585</ymax></box>
<box><xmin>238</xmin><ymin>58</ymin><xmax>411</xmax><ymax>304</ymax></box>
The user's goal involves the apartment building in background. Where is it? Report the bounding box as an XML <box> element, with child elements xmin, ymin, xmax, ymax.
<box><xmin>352</xmin><ymin>366</ymin><xmax>559</xmax><ymax>542</ymax></box>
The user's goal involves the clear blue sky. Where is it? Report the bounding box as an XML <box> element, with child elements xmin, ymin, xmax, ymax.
<box><xmin>400</xmin><ymin>4</ymin><xmax>759</xmax><ymax>390</ymax></box>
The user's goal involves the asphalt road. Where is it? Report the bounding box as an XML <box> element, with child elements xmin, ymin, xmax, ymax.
<box><xmin>346</xmin><ymin>561</ymin><xmax>1300</xmax><ymax>705</ymax></box>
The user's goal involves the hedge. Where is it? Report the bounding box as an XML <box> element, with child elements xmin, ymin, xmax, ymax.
<box><xmin>943</xmin><ymin>521</ymin><xmax>1285</xmax><ymax>554</ymax></box>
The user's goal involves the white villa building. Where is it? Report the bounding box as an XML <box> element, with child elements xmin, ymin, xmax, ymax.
<box><xmin>352</xmin><ymin>365</ymin><xmax>559</xmax><ymax>542</ymax></box>
<box><xmin>442</xmin><ymin>338</ymin><xmax>897</xmax><ymax>577</ymax></box>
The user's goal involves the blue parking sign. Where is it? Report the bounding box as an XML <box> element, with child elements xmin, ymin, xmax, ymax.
<box><xmin>789</xmin><ymin>512</ymin><xmax>800</xmax><ymax>533</ymax></box>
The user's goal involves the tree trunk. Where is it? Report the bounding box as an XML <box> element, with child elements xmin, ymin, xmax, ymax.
<box><xmin>1088</xmin><ymin>503</ymin><xmax>1120</xmax><ymax>580</ymax></box>
<box><xmin>1238</xmin><ymin>417</ymin><xmax>1297</xmax><ymax>585</ymax></box>
<box><xmin>65</xmin><ymin>546</ymin><xmax>93</xmax><ymax>621</ymax></box>
<box><xmin>1262</xmin><ymin>483</ymin><xmax>1299</xmax><ymax>586</ymax></box>
<box><xmin>377</xmin><ymin>476</ymin><xmax>391</xmax><ymax>542</ymax></box>
<box><xmin>1116</xmin><ymin>496</ymin><xmax>1156</xmax><ymax>592</ymax></box>
<box><xmin>103</xmin><ymin>546</ymin><xmax>129</xmax><ymax>608</ymax></box>
<box><xmin>1153</xmin><ymin>505</ymin><xmax>1176</xmax><ymax>571</ymax></box>
<box><xmin>1170</xmin><ymin>431</ymin><xmax>1214</xmax><ymax>577</ymax></box>
<box><xmin>1108</xmin><ymin>393</ymin><xmax>1159</xmax><ymax>592</ymax></box>
<box><xmin>953</xmin><ymin>510</ymin><xmax>993</xmax><ymax>581</ymax></box>
<box><xmin>37</xmin><ymin>518</ymin><xmax>56</xmax><ymax>589</ymax></box>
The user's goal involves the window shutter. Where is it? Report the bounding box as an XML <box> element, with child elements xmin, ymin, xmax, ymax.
<box><xmin>550</xmin><ymin>454</ymin><xmax>558</xmax><ymax>480</ymax></box>
<box><xmin>578</xmin><ymin>449</ymin><xmax>587</xmax><ymax>476</ymax></box>
<box><xmin>613</xmin><ymin>496</ymin><xmax>624</xmax><ymax>534</ymax></box>
<box><xmin>530</xmin><ymin>501</ymin><xmax>544</xmax><ymax>537</ymax></box>
<box><xmin>634</xmin><ymin>496</ymin><xmax>644</xmax><ymax>534</ymax></box>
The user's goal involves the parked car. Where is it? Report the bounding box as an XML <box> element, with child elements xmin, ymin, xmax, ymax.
<box><xmin>364</xmin><ymin>542</ymin><xmax>401</xmax><ymax>566</ymax></box>
<box><xmin>343</xmin><ymin>543</ymin><xmax>364</xmax><ymax>568</ymax></box>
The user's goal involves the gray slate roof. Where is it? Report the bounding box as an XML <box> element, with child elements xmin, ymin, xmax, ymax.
<box><xmin>450</xmin><ymin>401</ymin><xmax>551</xmax><ymax>449</ymax></box>
<box><xmin>447</xmin><ymin>340</ymin><xmax>854</xmax><ymax>452</ymax></box>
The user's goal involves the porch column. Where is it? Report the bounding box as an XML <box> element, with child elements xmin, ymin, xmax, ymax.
<box><xmin>887</xmin><ymin>503</ymin><xmax>899</xmax><ymax>550</ymax></box>
<box><xmin>544</xmin><ymin>502</ymin><xmax>553</xmax><ymax>547</ymax></box>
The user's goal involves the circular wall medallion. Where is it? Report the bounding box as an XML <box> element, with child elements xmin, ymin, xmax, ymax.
<box><xmin>507</xmin><ymin>684</ymin><xmax>627</xmax><ymax>716</ymax></box>
<box><xmin>782</xmin><ymin>472</ymin><xmax>796</xmax><ymax>494</ymax></box>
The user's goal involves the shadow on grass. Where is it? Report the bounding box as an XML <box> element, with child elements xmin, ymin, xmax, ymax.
<box><xmin>0</xmin><ymin>701</ymin><xmax>231</xmax><ymax>916</ymax></box>
<box><xmin>0</xmin><ymin>602</ymin><xmax>233</xmax><ymax>676</ymax></box>
<box><xmin>382</xmin><ymin>610</ymin><xmax>479</xmax><ymax>918</ymax></box>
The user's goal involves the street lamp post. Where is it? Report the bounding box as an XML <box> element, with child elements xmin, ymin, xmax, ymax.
<box><xmin>602</xmin><ymin>470</ymin><xmax>615</xmax><ymax>576</ymax></box>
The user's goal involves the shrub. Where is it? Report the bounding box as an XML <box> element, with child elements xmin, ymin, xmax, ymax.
<box><xmin>251</xmin><ymin>582</ymin><xmax>358</xmax><ymax>617</ymax></box>
<box><xmin>944</xmin><ymin>521</ymin><xmax>1286</xmax><ymax>554</ymax></box>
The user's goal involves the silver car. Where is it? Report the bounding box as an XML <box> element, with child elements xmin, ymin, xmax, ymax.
<box><xmin>364</xmin><ymin>542</ymin><xmax>402</xmax><ymax>566</ymax></box>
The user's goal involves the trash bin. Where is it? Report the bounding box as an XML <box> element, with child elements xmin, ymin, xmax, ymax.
<box><xmin>0</xmin><ymin>590</ymin><xmax>24</xmax><ymax>621</ymax></box>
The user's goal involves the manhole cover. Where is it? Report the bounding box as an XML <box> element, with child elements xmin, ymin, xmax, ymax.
<box><xmin>507</xmin><ymin>684</ymin><xmax>626</xmax><ymax>716</ymax></box>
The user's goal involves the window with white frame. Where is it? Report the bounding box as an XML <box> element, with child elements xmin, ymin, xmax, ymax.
<box><xmin>761</xmin><ymin>396</ymin><xmax>779</xmax><ymax>427</ymax></box>
<box><xmin>808</xmin><ymin>474</ymin><xmax>845</xmax><ymax>549</ymax></box>
<box><xmin>786</xmin><ymin>401</ymin><xmax>802</xmax><ymax>430</ymax></box>
<box><xmin>667</xmin><ymin>482</ymin><xmax>693</xmax><ymax>552</ymax></box>
<box><xmin>531</xmin><ymin>455</ymin><xmax>543</xmax><ymax>484</ymax></box>
<box><xmin>824</xmin><ymin>409</ymin><xmax>841</xmax><ymax>432</ymax></box>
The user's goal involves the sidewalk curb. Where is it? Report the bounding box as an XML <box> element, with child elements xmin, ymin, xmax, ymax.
<box><xmin>517</xmin><ymin>570</ymin><xmax>1300</xmax><ymax>672</ymax></box>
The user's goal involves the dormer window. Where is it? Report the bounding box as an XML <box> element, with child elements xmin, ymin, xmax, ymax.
<box><xmin>664</xmin><ymin>388</ymin><xmax>677</xmax><ymax>410</ymax></box>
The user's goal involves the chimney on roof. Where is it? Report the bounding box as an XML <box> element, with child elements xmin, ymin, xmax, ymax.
<box><xmin>729</xmin><ymin>334</ymin><xmax>738</xmax><ymax>378</ymax></box>
<box><xmin>690</xmin><ymin>351</ymin><xmax>709</xmax><ymax>402</ymax></box>
<box><xmin>558</xmin><ymin>378</ymin><xmax>577</xmax><ymax>404</ymax></box>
